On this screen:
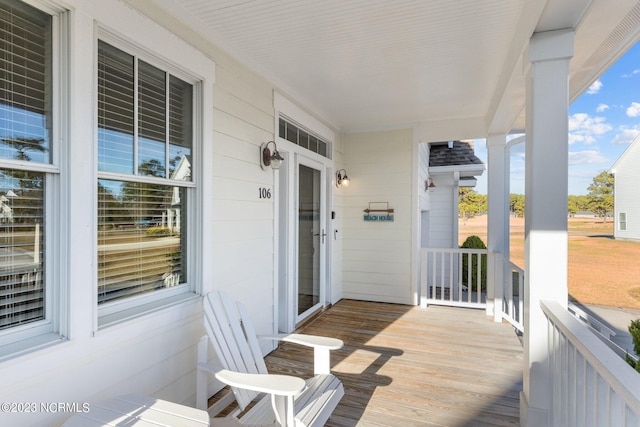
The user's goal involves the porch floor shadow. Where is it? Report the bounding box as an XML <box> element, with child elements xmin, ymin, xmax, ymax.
<box><xmin>265</xmin><ymin>299</ymin><xmax>523</xmax><ymax>427</ymax></box>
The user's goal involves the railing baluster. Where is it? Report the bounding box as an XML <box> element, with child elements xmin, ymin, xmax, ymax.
<box><xmin>432</xmin><ymin>252</ymin><xmax>437</xmax><ymax>300</ymax></box>
<box><xmin>542</xmin><ymin>301</ymin><xmax>640</xmax><ymax>426</ymax></box>
<box><xmin>420</xmin><ymin>248</ymin><xmax>489</xmax><ymax>309</ymax></box>
<box><xmin>458</xmin><ymin>252</ymin><xmax>463</xmax><ymax>302</ymax></box>
<box><xmin>476</xmin><ymin>253</ymin><xmax>481</xmax><ymax>304</ymax></box>
<box><xmin>447</xmin><ymin>251</ymin><xmax>452</xmax><ymax>301</ymax></box>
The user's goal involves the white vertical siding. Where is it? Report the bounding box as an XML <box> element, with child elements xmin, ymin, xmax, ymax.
<box><xmin>342</xmin><ymin>129</ymin><xmax>413</xmax><ymax>304</ymax></box>
<box><xmin>429</xmin><ymin>175</ymin><xmax>456</xmax><ymax>248</ymax></box>
<box><xmin>614</xmin><ymin>141</ymin><xmax>640</xmax><ymax>241</ymax></box>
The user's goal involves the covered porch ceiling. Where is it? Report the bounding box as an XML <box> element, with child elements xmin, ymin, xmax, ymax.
<box><xmin>127</xmin><ymin>0</ymin><xmax>640</xmax><ymax>139</ymax></box>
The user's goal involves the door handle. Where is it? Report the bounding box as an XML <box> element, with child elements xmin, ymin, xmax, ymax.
<box><xmin>313</xmin><ymin>229</ymin><xmax>327</xmax><ymax>244</ymax></box>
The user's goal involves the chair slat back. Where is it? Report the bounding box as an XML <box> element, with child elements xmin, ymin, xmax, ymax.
<box><xmin>203</xmin><ymin>291</ymin><xmax>268</xmax><ymax>410</ymax></box>
<box><xmin>236</xmin><ymin>301</ymin><xmax>269</xmax><ymax>373</ymax></box>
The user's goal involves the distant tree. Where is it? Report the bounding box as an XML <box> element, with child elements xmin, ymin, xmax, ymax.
<box><xmin>568</xmin><ymin>196</ymin><xmax>579</xmax><ymax>215</ymax></box>
<box><xmin>509</xmin><ymin>194</ymin><xmax>525</xmax><ymax>218</ymax></box>
<box><xmin>586</xmin><ymin>171</ymin><xmax>614</xmax><ymax>222</ymax></box>
<box><xmin>458</xmin><ymin>188</ymin><xmax>486</xmax><ymax>223</ymax></box>
<box><xmin>97</xmin><ymin>181</ymin><xmax>122</xmax><ymax>228</ymax></box>
<box><xmin>568</xmin><ymin>195</ymin><xmax>589</xmax><ymax>215</ymax></box>
<box><xmin>1</xmin><ymin>137</ymin><xmax>47</xmax><ymax>161</ymax></box>
<box><xmin>121</xmin><ymin>160</ymin><xmax>171</xmax><ymax>227</ymax></box>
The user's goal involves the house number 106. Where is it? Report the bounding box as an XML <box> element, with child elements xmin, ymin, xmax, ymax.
<box><xmin>259</xmin><ymin>188</ymin><xmax>272</xmax><ymax>199</ymax></box>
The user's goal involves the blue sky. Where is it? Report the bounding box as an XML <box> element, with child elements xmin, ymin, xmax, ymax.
<box><xmin>474</xmin><ymin>40</ymin><xmax>640</xmax><ymax>196</ymax></box>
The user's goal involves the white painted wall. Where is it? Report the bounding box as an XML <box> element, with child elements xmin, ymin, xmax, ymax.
<box><xmin>613</xmin><ymin>140</ymin><xmax>640</xmax><ymax>241</ymax></box>
<box><xmin>341</xmin><ymin>129</ymin><xmax>413</xmax><ymax>304</ymax></box>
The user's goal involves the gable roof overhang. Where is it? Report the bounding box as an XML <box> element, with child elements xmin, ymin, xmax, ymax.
<box><xmin>428</xmin><ymin>164</ymin><xmax>486</xmax><ymax>179</ymax></box>
<box><xmin>124</xmin><ymin>0</ymin><xmax>640</xmax><ymax>139</ymax></box>
<box><xmin>611</xmin><ymin>133</ymin><xmax>640</xmax><ymax>173</ymax></box>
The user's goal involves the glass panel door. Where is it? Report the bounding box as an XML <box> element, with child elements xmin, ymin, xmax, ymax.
<box><xmin>297</xmin><ymin>162</ymin><xmax>323</xmax><ymax>317</ymax></box>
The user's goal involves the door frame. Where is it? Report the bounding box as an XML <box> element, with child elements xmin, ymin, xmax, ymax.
<box><xmin>276</xmin><ymin>148</ymin><xmax>332</xmax><ymax>333</ymax></box>
<box><xmin>273</xmin><ymin>93</ymin><xmax>337</xmax><ymax>333</ymax></box>
<box><xmin>294</xmin><ymin>154</ymin><xmax>326</xmax><ymax>324</ymax></box>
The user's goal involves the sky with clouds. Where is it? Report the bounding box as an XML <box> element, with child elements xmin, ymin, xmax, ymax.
<box><xmin>474</xmin><ymin>40</ymin><xmax>640</xmax><ymax>196</ymax></box>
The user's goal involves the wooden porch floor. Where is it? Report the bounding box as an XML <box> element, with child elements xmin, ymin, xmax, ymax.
<box><xmin>265</xmin><ymin>299</ymin><xmax>523</xmax><ymax>427</ymax></box>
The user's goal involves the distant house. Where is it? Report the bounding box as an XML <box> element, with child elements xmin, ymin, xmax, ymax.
<box><xmin>420</xmin><ymin>140</ymin><xmax>485</xmax><ymax>249</ymax></box>
<box><xmin>571</xmin><ymin>211</ymin><xmax>597</xmax><ymax>218</ymax></box>
<box><xmin>611</xmin><ymin>134</ymin><xmax>640</xmax><ymax>241</ymax></box>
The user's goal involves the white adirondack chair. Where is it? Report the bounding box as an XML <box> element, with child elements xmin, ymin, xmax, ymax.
<box><xmin>197</xmin><ymin>291</ymin><xmax>344</xmax><ymax>427</ymax></box>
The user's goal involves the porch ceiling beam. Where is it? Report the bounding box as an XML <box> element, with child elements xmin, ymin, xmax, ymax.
<box><xmin>486</xmin><ymin>0</ymin><xmax>548</xmax><ymax>135</ymax></box>
<box><xmin>488</xmin><ymin>0</ymin><xmax>615</xmax><ymax>136</ymax></box>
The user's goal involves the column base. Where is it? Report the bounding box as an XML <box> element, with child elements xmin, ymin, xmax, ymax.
<box><xmin>519</xmin><ymin>391</ymin><xmax>548</xmax><ymax>427</ymax></box>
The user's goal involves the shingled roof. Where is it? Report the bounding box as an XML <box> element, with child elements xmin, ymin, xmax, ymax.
<box><xmin>429</xmin><ymin>140</ymin><xmax>484</xmax><ymax>167</ymax></box>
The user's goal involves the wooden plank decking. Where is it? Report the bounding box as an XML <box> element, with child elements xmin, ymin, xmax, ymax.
<box><xmin>265</xmin><ymin>299</ymin><xmax>523</xmax><ymax>427</ymax></box>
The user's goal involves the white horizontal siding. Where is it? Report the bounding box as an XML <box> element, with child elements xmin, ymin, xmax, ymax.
<box><xmin>342</xmin><ymin>129</ymin><xmax>414</xmax><ymax>304</ymax></box>
<box><xmin>0</xmin><ymin>300</ymin><xmax>202</xmax><ymax>426</ymax></box>
<box><xmin>419</xmin><ymin>142</ymin><xmax>431</xmax><ymax>210</ymax></box>
<box><xmin>210</xmin><ymin>35</ymin><xmax>279</xmax><ymax>340</ymax></box>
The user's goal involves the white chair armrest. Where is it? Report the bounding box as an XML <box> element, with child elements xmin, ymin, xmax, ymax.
<box><xmin>259</xmin><ymin>333</ymin><xmax>343</xmax><ymax>375</ymax></box>
<box><xmin>260</xmin><ymin>333</ymin><xmax>343</xmax><ymax>350</ymax></box>
<box><xmin>215</xmin><ymin>369</ymin><xmax>305</xmax><ymax>396</ymax></box>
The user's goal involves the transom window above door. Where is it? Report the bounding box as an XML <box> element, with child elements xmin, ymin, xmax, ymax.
<box><xmin>278</xmin><ymin>117</ymin><xmax>331</xmax><ymax>159</ymax></box>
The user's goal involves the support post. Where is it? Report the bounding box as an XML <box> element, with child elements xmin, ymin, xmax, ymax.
<box><xmin>486</xmin><ymin>134</ymin><xmax>507</xmax><ymax>320</ymax></box>
<box><xmin>521</xmin><ymin>29</ymin><xmax>573</xmax><ymax>427</ymax></box>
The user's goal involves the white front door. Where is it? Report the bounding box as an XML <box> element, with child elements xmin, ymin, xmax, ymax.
<box><xmin>295</xmin><ymin>156</ymin><xmax>326</xmax><ymax>323</ymax></box>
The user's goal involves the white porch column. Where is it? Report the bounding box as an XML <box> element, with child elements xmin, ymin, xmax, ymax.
<box><xmin>521</xmin><ymin>29</ymin><xmax>573</xmax><ymax>426</ymax></box>
<box><xmin>486</xmin><ymin>134</ymin><xmax>507</xmax><ymax>321</ymax></box>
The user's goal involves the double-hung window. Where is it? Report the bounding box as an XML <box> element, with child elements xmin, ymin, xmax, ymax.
<box><xmin>619</xmin><ymin>212</ymin><xmax>627</xmax><ymax>231</ymax></box>
<box><xmin>0</xmin><ymin>0</ymin><xmax>62</xmax><ymax>351</ymax></box>
<box><xmin>97</xmin><ymin>38</ymin><xmax>196</xmax><ymax>324</ymax></box>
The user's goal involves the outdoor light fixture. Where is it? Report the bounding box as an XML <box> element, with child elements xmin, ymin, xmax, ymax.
<box><xmin>260</xmin><ymin>141</ymin><xmax>284</xmax><ymax>170</ymax></box>
<box><xmin>336</xmin><ymin>169</ymin><xmax>350</xmax><ymax>188</ymax></box>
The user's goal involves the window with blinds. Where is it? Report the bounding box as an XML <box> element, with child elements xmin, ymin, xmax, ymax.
<box><xmin>97</xmin><ymin>40</ymin><xmax>192</xmax><ymax>306</ymax></box>
<box><xmin>0</xmin><ymin>0</ymin><xmax>51</xmax><ymax>331</ymax></box>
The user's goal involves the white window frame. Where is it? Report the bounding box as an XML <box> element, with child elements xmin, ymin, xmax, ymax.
<box><xmin>94</xmin><ymin>27</ymin><xmax>212</xmax><ymax>329</ymax></box>
<box><xmin>619</xmin><ymin>212</ymin><xmax>627</xmax><ymax>231</ymax></box>
<box><xmin>0</xmin><ymin>0</ymin><xmax>69</xmax><ymax>359</ymax></box>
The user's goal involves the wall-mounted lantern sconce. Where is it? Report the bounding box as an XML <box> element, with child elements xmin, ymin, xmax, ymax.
<box><xmin>336</xmin><ymin>169</ymin><xmax>350</xmax><ymax>188</ymax></box>
<box><xmin>260</xmin><ymin>141</ymin><xmax>284</xmax><ymax>170</ymax></box>
<box><xmin>427</xmin><ymin>178</ymin><xmax>436</xmax><ymax>191</ymax></box>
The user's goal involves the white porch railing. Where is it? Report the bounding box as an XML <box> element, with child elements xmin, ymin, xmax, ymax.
<box><xmin>502</xmin><ymin>259</ymin><xmax>524</xmax><ymax>332</ymax></box>
<box><xmin>420</xmin><ymin>248</ymin><xmax>487</xmax><ymax>309</ymax></box>
<box><xmin>542</xmin><ymin>300</ymin><xmax>640</xmax><ymax>426</ymax></box>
